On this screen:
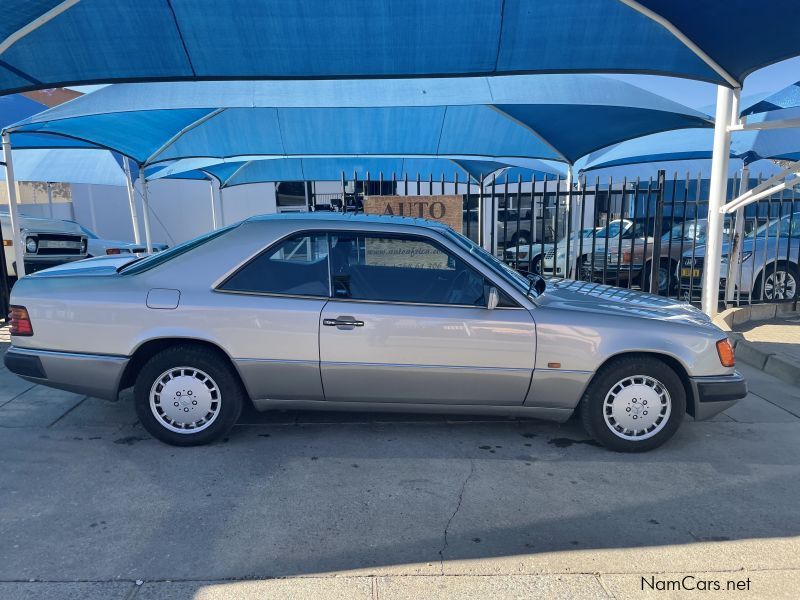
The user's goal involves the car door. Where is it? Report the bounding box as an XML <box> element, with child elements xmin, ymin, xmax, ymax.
<box><xmin>319</xmin><ymin>231</ymin><xmax>536</xmax><ymax>406</ymax></box>
<box><xmin>216</xmin><ymin>231</ymin><xmax>330</xmax><ymax>401</ymax></box>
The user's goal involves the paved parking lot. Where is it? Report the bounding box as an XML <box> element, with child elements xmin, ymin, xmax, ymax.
<box><xmin>1</xmin><ymin>334</ymin><xmax>799</xmax><ymax>599</ymax></box>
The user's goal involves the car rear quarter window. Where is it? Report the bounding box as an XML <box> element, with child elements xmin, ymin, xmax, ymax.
<box><xmin>221</xmin><ymin>233</ymin><xmax>330</xmax><ymax>297</ymax></box>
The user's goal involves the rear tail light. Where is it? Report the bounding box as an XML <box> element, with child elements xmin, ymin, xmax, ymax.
<box><xmin>106</xmin><ymin>248</ymin><xmax>122</xmax><ymax>255</ymax></box>
<box><xmin>716</xmin><ymin>339</ymin><xmax>735</xmax><ymax>367</ymax></box>
<box><xmin>9</xmin><ymin>305</ymin><xmax>33</xmax><ymax>336</ymax></box>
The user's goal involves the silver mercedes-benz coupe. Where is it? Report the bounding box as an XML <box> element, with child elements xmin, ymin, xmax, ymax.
<box><xmin>4</xmin><ymin>214</ymin><xmax>746</xmax><ymax>451</ymax></box>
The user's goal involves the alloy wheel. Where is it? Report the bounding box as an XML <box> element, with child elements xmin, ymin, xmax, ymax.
<box><xmin>149</xmin><ymin>367</ymin><xmax>221</xmax><ymax>434</ymax></box>
<box><xmin>602</xmin><ymin>375</ymin><xmax>672</xmax><ymax>441</ymax></box>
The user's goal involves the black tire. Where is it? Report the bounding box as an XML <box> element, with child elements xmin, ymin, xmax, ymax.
<box><xmin>133</xmin><ymin>344</ymin><xmax>245</xmax><ymax>446</ymax></box>
<box><xmin>581</xmin><ymin>355</ymin><xmax>686</xmax><ymax>452</ymax></box>
<box><xmin>642</xmin><ymin>260</ymin><xmax>677</xmax><ymax>296</ymax></box>
<box><xmin>754</xmin><ymin>262</ymin><xmax>799</xmax><ymax>302</ymax></box>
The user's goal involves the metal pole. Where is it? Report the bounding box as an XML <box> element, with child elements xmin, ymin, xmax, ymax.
<box><xmin>2</xmin><ymin>132</ymin><xmax>25</xmax><ymax>277</ymax></box>
<box><xmin>702</xmin><ymin>85</ymin><xmax>737</xmax><ymax>317</ymax></box>
<box><xmin>209</xmin><ymin>179</ymin><xmax>218</xmax><ymax>229</ymax></box>
<box><xmin>648</xmin><ymin>171</ymin><xmax>666</xmax><ymax>294</ymax></box>
<box><xmin>122</xmin><ymin>157</ymin><xmax>141</xmax><ymax>244</ymax></box>
<box><xmin>478</xmin><ymin>174</ymin><xmax>485</xmax><ymax>249</ymax></box>
<box><xmin>725</xmin><ymin>164</ymin><xmax>749</xmax><ymax>305</ymax></box>
<box><xmin>46</xmin><ymin>182</ymin><xmax>54</xmax><ymax>218</ymax></box>
<box><xmin>219</xmin><ymin>186</ymin><xmax>226</xmax><ymax>225</ymax></box>
<box><xmin>138</xmin><ymin>168</ymin><xmax>153</xmax><ymax>254</ymax></box>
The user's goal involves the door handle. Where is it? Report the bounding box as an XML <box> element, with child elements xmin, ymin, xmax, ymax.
<box><xmin>323</xmin><ymin>316</ymin><xmax>364</xmax><ymax>328</ymax></box>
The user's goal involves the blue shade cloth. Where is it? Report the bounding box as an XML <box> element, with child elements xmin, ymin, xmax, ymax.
<box><xmin>0</xmin><ymin>92</ymin><xmax>124</xmax><ymax>184</ymax></box>
<box><xmin>6</xmin><ymin>76</ymin><xmax>711</xmax><ymax>165</ymax></box>
<box><xmin>579</xmin><ymin>114</ymin><xmax>800</xmax><ymax>172</ymax></box>
<box><xmin>742</xmin><ymin>83</ymin><xmax>800</xmax><ymax>116</ymax></box>
<box><xmin>2</xmin><ymin>1</ymin><xmax>800</xmax><ymax>93</ymax></box>
<box><xmin>0</xmin><ymin>148</ymin><xmax>127</xmax><ymax>186</ymax></box>
<box><xmin>149</xmin><ymin>157</ymin><xmax>565</xmax><ymax>188</ymax></box>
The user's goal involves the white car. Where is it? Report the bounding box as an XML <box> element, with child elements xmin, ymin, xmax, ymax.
<box><xmin>505</xmin><ymin>227</ymin><xmax>602</xmax><ymax>275</ymax></box>
<box><xmin>1</xmin><ymin>211</ymin><xmax>88</xmax><ymax>278</ymax></box>
<box><xmin>73</xmin><ymin>224</ymin><xmax>168</xmax><ymax>257</ymax></box>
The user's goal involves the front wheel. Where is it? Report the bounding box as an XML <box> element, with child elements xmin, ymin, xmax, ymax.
<box><xmin>581</xmin><ymin>356</ymin><xmax>686</xmax><ymax>452</ymax></box>
<box><xmin>755</xmin><ymin>263</ymin><xmax>798</xmax><ymax>302</ymax></box>
<box><xmin>134</xmin><ymin>345</ymin><xmax>245</xmax><ymax>446</ymax></box>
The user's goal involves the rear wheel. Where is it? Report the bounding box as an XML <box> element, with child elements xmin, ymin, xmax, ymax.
<box><xmin>134</xmin><ymin>345</ymin><xmax>245</xmax><ymax>446</ymax></box>
<box><xmin>581</xmin><ymin>356</ymin><xmax>686</xmax><ymax>452</ymax></box>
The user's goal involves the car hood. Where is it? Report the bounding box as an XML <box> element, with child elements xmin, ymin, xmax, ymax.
<box><xmin>28</xmin><ymin>254</ymin><xmax>140</xmax><ymax>277</ymax></box>
<box><xmin>1</xmin><ymin>212</ymin><xmax>84</xmax><ymax>235</ymax></box>
<box><xmin>536</xmin><ymin>278</ymin><xmax>714</xmax><ymax>327</ymax></box>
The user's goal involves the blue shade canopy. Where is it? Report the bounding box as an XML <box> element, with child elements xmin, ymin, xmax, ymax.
<box><xmin>149</xmin><ymin>157</ymin><xmax>566</xmax><ymax>188</ymax></box>
<box><xmin>580</xmin><ymin>116</ymin><xmax>800</xmax><ymax>172</ymax></box>
<box><xmin>6</xmin><ymin>77</ymin><xmax>711</xmax><ymax>166</ymax></box>
<box><xmin>1</xmin><ymin>1</ymin><xmax>799</xmax><ymax>94</ymax></box>
<box><xmin>0</xmin><ymin>92</ymin><xmax>124</xmax><ymax>184</ymax></box>
<box><xmin>741</xmin><ymin>81</ymin><xmax>800</xmax><ymax>116</ymax></box>
<box><xmin>0</xmin><ymin>148</ymin><xmax>126</xmax><ymax>185</ymax></box>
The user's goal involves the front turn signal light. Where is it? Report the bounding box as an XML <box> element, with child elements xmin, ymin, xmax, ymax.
<box><xmin>716</xmin><ymin>339</ymin><xmax>735</xmax><ymax>367</ymax></box>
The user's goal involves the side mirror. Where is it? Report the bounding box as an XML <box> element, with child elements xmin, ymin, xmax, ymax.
<box><xmin>487</xmin><ymin>286</ymin><xmax>500</xmax><ymax>310</ymax></box>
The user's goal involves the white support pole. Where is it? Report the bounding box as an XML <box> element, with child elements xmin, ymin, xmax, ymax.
<box><xmin>137</xmin><ymin>169</ymin><xmax>153</xmax><ymax>255</ymax></box>
<box><xmin>218</xmin><ymin>187</ymin><xmax>226</xmax><ymax>226</ymax></box>
<box><xmin>122</xmin><ymin>157</ymin><xmax>141</xmax><ymax>244</ymax></box>
<box><xmin>725</xmin><ymin>165</ymin><xmax>749</xmax><ymax>305</ymax></box>
<box><xmin>209</xmin><ymin>180</ymin><xmax>218</xmax><ymax>230</ymax></box>
<box><xmin>702</xmin><ymin>86</ymin><xmax>737</xmax><ymax>317</ymax></box>
<box><xmin>46</xmin><ymin>182</ymin><xmax>54</xmax><ymax>218</ymax></box>
<box><xmin>2</xmin><ymin>132</ymin><xmax>25</xmax><ymax>277</ymax></box>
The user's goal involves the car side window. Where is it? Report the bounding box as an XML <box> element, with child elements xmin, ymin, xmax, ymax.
<box><xmin>221</xmin><ymin>233</ymin><xmax>329</xmax><ymax>297</ymax></box>
<box><xmin>329</xmin><ymin>232</ymin><xmax>509</xmax><ymax>306</ymax></box>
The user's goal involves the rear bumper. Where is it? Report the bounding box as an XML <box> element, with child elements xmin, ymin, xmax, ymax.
<box><xmin>689</xmin><ymin>371</ymin><xmax>747</xmax><ymax>420</ymax></box>
<box><xmin>4</xmin><ymin>346</ymin><xmax>128</xmax><ymax>401</ymax></box>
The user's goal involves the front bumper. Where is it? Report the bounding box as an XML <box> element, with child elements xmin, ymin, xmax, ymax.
<box><xmin>4</xmin><ymin>346</ymin><xmax>129</xmax><ymax>401</ymax></box>
<box><xmin>689</xmin><ymin>371</ymin><xmax>747</xmax><ymax>420</ymax></box>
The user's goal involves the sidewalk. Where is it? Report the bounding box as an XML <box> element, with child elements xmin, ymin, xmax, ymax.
<box><xmin>731</xmin><ymin>309</ymin><xmax>800</xmax><ymax>385</ymax></box>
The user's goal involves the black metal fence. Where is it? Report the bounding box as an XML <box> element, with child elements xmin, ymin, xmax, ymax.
<box><xmin>325</xmin><ymin>169</ymin><xmax>799</xmax><ymax>308</ymax></box>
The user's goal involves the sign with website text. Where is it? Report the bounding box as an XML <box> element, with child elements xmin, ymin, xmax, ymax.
<box><xmin>363</xmin><ymin>195</ymin><xmax>463</xmax><ymax>233</ymax></box>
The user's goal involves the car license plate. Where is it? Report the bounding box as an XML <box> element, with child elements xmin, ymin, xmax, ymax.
<box><xmin>681</xmin><ymin>268</ymin><xmax>701</xmax><ymax>278</ymax></box>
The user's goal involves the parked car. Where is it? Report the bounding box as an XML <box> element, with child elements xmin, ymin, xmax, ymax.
<box><xmin>0</xmin><ymin>211</ymin><xmax>88</xmax><ymax>278</ymax></box>
<box><xmin>505</xmin><ymin>227</ymin><xmax>597</xmax><ymax>275</ymax></box>
<box><xmin>583</xmin><ymin>216</ymin><xmax>688</xmax><ymax>287</ymax></box>
<box><xmin>72</xmin><ymin>223</ymin><xmax>168</xmax><ymax>256</ymax></box>
<box><xmin>680</xmin><ymin>211</ymin><xmax>800</xmax><ymax>302</ymax></box>
<box><xmin>4</xmin><ymin>213</ymin><xmax>745</xmax><ymax>451</ymax></box>
<box><xmin>598</xmin><ymin>220</ymin><xmax>712</xmax><ymax>294</ymax></box>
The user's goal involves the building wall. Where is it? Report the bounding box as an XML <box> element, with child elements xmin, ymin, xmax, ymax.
<box><xmin>69</xmin><ymin>180</ymin><xmax>277</xmax><ymax>245</ymax></box>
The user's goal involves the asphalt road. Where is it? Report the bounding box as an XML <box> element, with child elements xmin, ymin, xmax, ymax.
<box><xmin>1</xmin><ymin>352</ymin><xmax>799</xmax><ymax>599</ymax></box>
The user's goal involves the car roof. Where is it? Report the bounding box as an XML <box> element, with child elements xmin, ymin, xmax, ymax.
<box><xmin>245</xmin><ymin>212</ymin><xmax>452</xmax><ymax>231</ymax></box>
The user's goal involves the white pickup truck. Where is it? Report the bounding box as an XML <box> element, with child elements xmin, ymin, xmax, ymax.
<box><xmin>0</xmin><ymin>211</ymin><xmax>88</xmax><ymax>278</ymax></box>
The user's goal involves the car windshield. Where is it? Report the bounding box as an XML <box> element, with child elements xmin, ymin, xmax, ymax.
<box><xmin>596</xmin><ymin>221</ymin><xmax>626</xmax><ymax>238</ymax></box>
<box><xmin>442</xmin><ymin>229</ymin><xmax>543</xmax><ymax>298</ymax></box>
<box><xmin>746</xmin><ymin>212</ymin><xmax>800</xmax><ymax>239</ymax></box>
<box><xmin>662</xmin><ymin>221</ymin><xmax>705</xmax><ymax>243</ymax></box>
<box><xmin>120</xmin><ymin>224</ymin><xmax>237</xmax><ymax>275</ymax></box>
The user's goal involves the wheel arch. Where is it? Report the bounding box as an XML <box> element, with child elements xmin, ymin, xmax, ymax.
<box><xmin>119</xmin><ymin>337</ymin><xmax>248</xmax><ymax>399</ymax></box>
<box><xmin>583</xmin><ymin>351</ymin><xmax>696</xmax><ymax>418</ymax></box>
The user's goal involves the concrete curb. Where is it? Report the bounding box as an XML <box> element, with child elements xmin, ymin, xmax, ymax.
<box><xmin>714</xmin><ymin>304</ymin><xmax>800</xmax><ymax>387</ymax></box>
